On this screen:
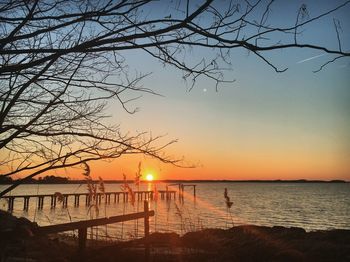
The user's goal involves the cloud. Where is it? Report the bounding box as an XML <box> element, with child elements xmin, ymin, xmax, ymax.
<box><xmin>296</xmin><ymin>53</ymin><xmax>326</xmax><ymax>64</ymax></box>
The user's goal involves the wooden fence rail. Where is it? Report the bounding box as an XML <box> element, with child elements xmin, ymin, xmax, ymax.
<box><xmin>33</xmin><ymin>201</ymin><xmax>154</xmax><ymax>261</ymax></box>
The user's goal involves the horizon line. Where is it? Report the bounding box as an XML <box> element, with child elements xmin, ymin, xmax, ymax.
<box><xmin>8</xmin><ymin>178</ymin><xmax>348</xmax><ymax>183</ymax></box>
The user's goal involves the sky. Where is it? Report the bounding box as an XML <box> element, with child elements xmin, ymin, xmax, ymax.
<box><xmin>75</xmin><ymin>0</ymin><xmax>350</xmax><ymax>181</ymax></box>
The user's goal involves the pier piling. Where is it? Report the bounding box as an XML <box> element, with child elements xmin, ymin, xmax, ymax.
<box><xmin>23</xmin><ymin>197</ymin><xmax>30</xmax><ymax>211</ymax></box>
<box><xmin>2</xmin><ymin>189</ymin><xmax>179</xmax><ymax>211</ymax></box>
<box><xmin>8</xmin><ymin>197</ymin><xmax>14</xmax><ymax>211</ymax></box>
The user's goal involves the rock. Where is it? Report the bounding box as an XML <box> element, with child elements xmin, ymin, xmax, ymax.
<box><xmin>0</xmin><ymin>210</ymin><xmax>38</xmax><ymax>239</ymax></box>
<box><xmin>148</xmin><ymin>232</ymin><xmax>180</xmax><ymax>246</ymax></box>
<box><xmin>0</xmin><ymin>210</ymin><xmax>17</xmax><ymax>232</ymax></box>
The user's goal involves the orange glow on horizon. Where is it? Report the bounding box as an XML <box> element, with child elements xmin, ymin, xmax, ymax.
<box><xmin>20</xmin><ymin>151</ymin><xmax>349</xmax><ymax>181</ymax></box>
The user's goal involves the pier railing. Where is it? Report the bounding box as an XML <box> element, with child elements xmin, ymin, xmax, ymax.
<box><xmin>34</xmin><ymin>200</ymin><xmax>154</xmax><ymax>260</ymax></box>
<box><xmin>1</xmin><ymin>190</ymin><xmax>176</xmax><ymax>211</ymax></box>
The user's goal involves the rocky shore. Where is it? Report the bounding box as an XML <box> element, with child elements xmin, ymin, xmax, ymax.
<box><xmin>1</xmin><ymin>210</ymin><xmax>349</xmax><ymax>262</ymax></box>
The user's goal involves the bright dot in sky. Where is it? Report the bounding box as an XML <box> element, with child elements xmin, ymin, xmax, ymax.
<box><xmin>203</xmin><ymin>88</ymin><xmax>207</xmax><ymax>92</ymax></box>
<box><xmin>146</xmin><ymin>174</ymin><xmax>154</xmax><ymax>181</ymax></box>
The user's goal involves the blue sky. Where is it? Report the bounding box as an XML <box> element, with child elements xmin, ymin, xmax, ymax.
<box><xmin>91</xmin><ymin>0</ymin><xmax>350</xmax><ymax>180</ymax></box>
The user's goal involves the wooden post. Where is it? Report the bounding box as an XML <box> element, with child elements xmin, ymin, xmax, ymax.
<box><xmin>63</xmin><ymin>195</ymin><xmax>68</xmax><ymax>208</ymax></box>
<box><xmin>85</xmin><ymin>195</ymin><xmax>90</xmax><ymax>206</ymax></box>
<box><xmin>78</xmin><ymin>228</ymin><xmax>87</xmax><ymax>255</ymax></box>
<box><xmin>24</xmin><ymin>197</ymin><xmax>30</xmax><ymax>211</ymax></box>
<box><xmin>8</xmin><ymin>197</ymin><xmax>14</xmax><ymax>211</ymax></box>
<box><xmin>144</xmin><ymin>201</ymin><xmax>150</xmax><ymax>262</ymax></box>
<box><xmin>38</xmin><ymin>196</ymin><xmax>44</xmax><ymax>210</ymax></box>
<box><xmin>74</xmin><ymin>195</ymin><xmax>79</xmax><ymax>206</ymax></box>
<box><xmin>50</xmin><ymin>196</ymin><xmax>55</xmax><ymax>208</ymax></box>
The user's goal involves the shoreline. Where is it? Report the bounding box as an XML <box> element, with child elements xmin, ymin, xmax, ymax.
<box><xmin>3</xmin><ymin>226</ymin><xmax>350</xmax><ymax>261</ymax></box>
<box><xmin>1</xmin><ymin>211</ymin><xmax>350</xmax><ymax>262</ymax></box>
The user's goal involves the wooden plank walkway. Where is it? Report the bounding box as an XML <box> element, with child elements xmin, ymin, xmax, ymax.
<box><xmin>1</xmin><ymin>190</ymin><xmax>176</xmax><ymax>211</ymax></box>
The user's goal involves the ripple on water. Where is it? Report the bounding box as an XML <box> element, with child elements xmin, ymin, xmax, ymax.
<box><xmin>1</xmin><ymin>182</ymin><xmax>349</xmax><ymax>236</ymax></box>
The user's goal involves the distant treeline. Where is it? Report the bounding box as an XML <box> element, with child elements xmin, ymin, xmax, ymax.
<box><xmin>0</xmin><ymin>175</ymin><xmax>70</xmax><ymax>184</ymax></box>
<box><xmin>0</xmin><ymin>176</ymin><xmax>347</xmax><ymax>184</ymax></box>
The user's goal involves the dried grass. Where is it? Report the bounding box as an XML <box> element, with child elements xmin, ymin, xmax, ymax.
<box><xmin>121</xmin><ymin>174</ymin><xmax>135</xmax><ymax>206</ymax></box>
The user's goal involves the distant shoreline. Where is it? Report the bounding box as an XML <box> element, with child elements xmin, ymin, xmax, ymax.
<box><xmin>0</xmin><ymin>179</ymin><xmax>348</xmax><ymax>185</ymax></box>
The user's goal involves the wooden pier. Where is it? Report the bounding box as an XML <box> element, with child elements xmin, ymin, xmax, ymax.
<box><xmin>167</xmin><ymin>183</ymin><xmax>196</xmax><ymax>202</ymax></box>
<box><xmin>1</xmin><ymin>190</ymin><xmax>176</xmax><ymax>211</ymax></box>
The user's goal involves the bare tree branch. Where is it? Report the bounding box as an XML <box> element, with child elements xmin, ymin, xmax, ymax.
<box><xmin>1</xmin><ymin>0</ymin><xmax>349</xmax><ymax>195</ymax></box>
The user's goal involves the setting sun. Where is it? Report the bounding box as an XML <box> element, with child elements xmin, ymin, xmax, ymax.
<box><xmin>145</xmin><ymin>174</ymin><xmax>154</xmax><ymax>181</ymax></box>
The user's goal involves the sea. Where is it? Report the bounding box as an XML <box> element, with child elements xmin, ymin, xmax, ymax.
<box><xmin>1</xmin><ymin>182</ymin><xmax>349</xmax><ymax>240</ymax></box>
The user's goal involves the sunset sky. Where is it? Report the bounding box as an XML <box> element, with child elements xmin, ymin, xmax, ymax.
<box><xmin>65</xmin><ymin>1</ymin><xmax>350</xmax><ymax>181</ymax></box>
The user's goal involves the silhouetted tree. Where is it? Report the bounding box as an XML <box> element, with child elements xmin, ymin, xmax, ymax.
<box><xmin>0</xmin><ymin>175</ymin><xmax>12</xmax><ymax>184</ymax></box>
<box><xmin>1</xmin><ymin>0</ymin><xmax>349</xmax><ymax>196</ymax></box>
<box><xmin>41</xmin><ymin>175</ymin><xmax>69</xmax><ymax>184</ymax></box>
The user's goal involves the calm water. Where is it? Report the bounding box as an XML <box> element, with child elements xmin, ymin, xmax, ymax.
<box><xmin>1</xmin><ymin>182</ymin><xmax>349</xmax><ymax>240</ymax></box>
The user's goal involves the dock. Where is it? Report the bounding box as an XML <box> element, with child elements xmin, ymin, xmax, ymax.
<box><xmin>1</xmin><ymin>190</ymin><xmax>176</xmax><ymax>211</ymax></box>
